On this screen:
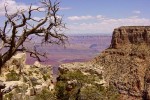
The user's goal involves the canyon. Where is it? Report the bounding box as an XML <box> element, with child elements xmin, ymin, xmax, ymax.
<box><xmin>59</xmin><ymin>26</ymin><xmax>150</xmax><ymax>100</ymax></box>
<box><xmin>26</xmin><ymin>35</ymin><xmax>111</xmax><ymax>65</ymax></box>
<box><xmin>1</xmin><ymin>26</ymin><xmax>150</xmax><ymax>100</ymax></box>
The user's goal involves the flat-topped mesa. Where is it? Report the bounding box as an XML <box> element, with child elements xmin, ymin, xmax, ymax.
<box><xmin>110</xmin><ymin>26</ymin><xmax>150</xmax><ymax>49</ymax></box>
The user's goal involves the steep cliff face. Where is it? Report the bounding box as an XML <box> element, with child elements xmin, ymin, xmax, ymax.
<box><xmin>110</xmin><ymin>26</ymin><xmax>150</xmax><ymax>49</ymax></box>
<box><xmin>95</xmin><ymin>26</ymin><xmax>150</xmax><ymax>100</ymax></box>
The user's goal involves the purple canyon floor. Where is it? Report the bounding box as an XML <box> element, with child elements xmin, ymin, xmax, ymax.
<box><xmin>26</xmin><ymin>35</ymin><xmax>112</xmax><ymax>65</ymax></box>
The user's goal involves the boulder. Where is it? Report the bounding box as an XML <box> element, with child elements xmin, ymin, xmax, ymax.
<box><xmin>33</xmin><ymin>61</ymin><xmax>42</xmax><ymax>68</ymax></box>
<box><xmin>25</xmin><ymin>88</ymin><xmax>35</xmax><ymax>96</ymax></box>
<box><xmin>2</xmin><ymin>82</ymin><xmax>19</xmax><ymax>93</ymax></box>
<box><xmin>67</xmin><ymin>80</ymin><xmax>77</xmax><ymax>85</ymax></box>
<box><xmin>0</xmin><ymin>82</ymin><xmax>5</xmax><ymax>89</ymax></box>
<box><xmin>49</xmin><ymin>84</ymin><xmax>54</xmax><ymax>91</ymax></box>
<box><xmin>34</xmin><ymin>85</ymin><xmax>43</xmax><ymax>94</ymax></box>
<box><xmin>11</xmin><ymin>53</ymin><xmax>26</xmax><ymax>65</ymax></box>
<box><xmin>5</xmin><ymin>53</ymin><xmax>26</xmax><ymax>72</ymax></box>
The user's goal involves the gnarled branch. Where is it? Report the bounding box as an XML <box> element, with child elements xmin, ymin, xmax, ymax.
<box><xmin>0</xmin><ymin>0</ymin><xmax>67</xmax><ymax>74</ymax></box>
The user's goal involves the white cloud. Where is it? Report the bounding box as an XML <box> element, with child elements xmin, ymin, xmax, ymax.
<box><xmin>68</xmin><ymin>15</ymin><xmax>94</xmax><ymax>21</ymax></box>
<box><xmin>66</xmin><ymin>16</ymin><xmax>150</xmax><ymax>34</ymax></box>
<box><xmin>60</xmin><ymin>7</ymin><xmax>71</xmax><ymax>10</ymax></box>
<box><xmin>133</xmin><ymin>10</ymin><xmax>141</xmax><ymax>14</ymax></box>
<box><xmin>0</xmin><ymin>0</ymin><xmax>68</xmax><ymax>16</ymax></box>
<box><xmin>68</xmin><ymin>15</ymin><xmax>107</xmax><ymax>21</ymax></box>
<box><xmin>0</xmin><ymin>0</ymin><xmax>42</xmax><ymax>16</ymax></box>
<box><xmin>96</xmin><ymin>15</ymin><xmax>106</xmax><ymax>20</ymax></box>
<box><xmin>33</xmin><ymin>15</ymin><xmax>62</xmax><ymax>22</ymax></box>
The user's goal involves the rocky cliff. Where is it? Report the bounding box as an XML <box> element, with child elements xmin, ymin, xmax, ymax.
<box><xmin>110</xmin><ymin>26</ymin><xmax>150</xmax><ymax>49</ymax></box>
<box><xmin>58</xmin><ymin>26</ymin><xmax>150</xmax><ymax>100</ymax></box>
<box><xmin>95</xmin><ymin>26</ymin><xmax>150</xmax><ymax>100</ymax></box>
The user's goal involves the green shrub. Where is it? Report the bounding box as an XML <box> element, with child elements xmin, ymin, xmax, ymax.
<box><xmin>34</xmin><ymin>89</ymin><xmax>56</xmax><ymax>100</ymax></box>
<box><xmin>43</xmin><ymin>74</ymin><xmax>50</xmax><ymax>81</ymax></box>
<box><xmin>4</xmin><ymin>93</ymin><xmax>13</xmax><ymax>100</ymax></box>
<box><xmin>55</xmin><ymin>81</ymin><xmax>69</xmax><ymax>100</ymax></box>
<box><xmin>28</xmin><ymin>71</ymin><xmax>32</xmax><ymax>75</ymax></box>
<box><xmin>6</xmin><ymin>70</ymin><xmax>20</xmax><ymax>81</ymax></box>
<box><xmin>15</xmin><ymin>84</ymin><xmax>28</xmax><ymax>93</ymax></box>
<box><xmin>56</xmin><ymin>70</ymin><xmax>120</xmax><ymax>100</ymax></box>
<box><xmin>79</xmin><ymin>85</ymin><xmax>102</xmax><ymax>100</ymax></box>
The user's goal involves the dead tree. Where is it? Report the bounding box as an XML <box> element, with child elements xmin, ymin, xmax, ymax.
<box><xmin>0</xmin><ymin>0</ymin><xmax>67</xmax><ymax>74</ymax></box>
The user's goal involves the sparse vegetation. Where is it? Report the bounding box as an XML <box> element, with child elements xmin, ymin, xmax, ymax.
<box><xmin>43</xmin><ymin>74</ymin><xmax>50</xmax><ymax>81</ymax></box>
<box><xmin>34</xmin><ymin>89</ymin><xmax>57</xmax><ymax>100</ymax></box>
<box><xmin>59</xmin><ymin>70</ymin><xmax>98</xmax><ymax>84</ymax></box>
<box><xmin>4</xmin><ymin>93</ymin><xmax>13</xmax><ymax>100</ymax></box>
<box><xmin>56</xmin><ymin>70</ymin><xmax>120</xmax><ymax>100</ymax></box>
<box><xmin>6</xmin><ymin>70</ymin><xmax>20</xmax><ymax>81</ymax></box>
<box><xmin>22</xmin><ymin>75</ymin><xmax>28</xmax><ymax>83</ymax></box>
<box><xmin>28</xmin><ymin>71</ymin><xmax>33</xmax><ymax>76</ymax></box>
<box><xmin>30</xmin><ymin>77</ymin><xmax>39</xmax><ymax>86</ymax></box>
<box><xmin>15</xmin><ymin>84</ymin><xmax>28</xmax><ymax>94</ymax></box>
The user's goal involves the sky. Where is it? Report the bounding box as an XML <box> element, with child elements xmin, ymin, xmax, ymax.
<box><xmin>0</xmin><ymin>0</ymin><xmax>150</xmax><ymax>35</ymax></box>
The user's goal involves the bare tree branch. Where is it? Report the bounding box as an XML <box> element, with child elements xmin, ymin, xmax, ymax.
<box><xmin>0</xmin><ymin>0</ymin><xmax>67</xmax><ymax>74</ymax></box>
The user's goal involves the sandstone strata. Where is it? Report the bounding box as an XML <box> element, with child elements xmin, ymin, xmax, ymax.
<box><xmin>95</xmin><ymin>26</ymin><xmax>150</xmax><ymax>100</ymax></box>
<box><xmin>110</xmin><ymin>26</ymin><xmax>150</xmax><ymax>49</ymax></box>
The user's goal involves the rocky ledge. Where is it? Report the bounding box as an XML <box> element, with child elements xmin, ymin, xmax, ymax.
<box><xmin>0</xmin><ymin>53</ymin><xmax>55</xmax><ymax>100</ymax></box>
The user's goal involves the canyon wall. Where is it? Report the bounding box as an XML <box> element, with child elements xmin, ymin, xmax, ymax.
<box><xmin>95</xmin><ymin>26</ymin><xmax>150</xmax><ymax>100</ymax></box>
<box><xmin>110</xmin><ymin>26</ymin><xmax>150</xmax><ymax>49</ymax></box>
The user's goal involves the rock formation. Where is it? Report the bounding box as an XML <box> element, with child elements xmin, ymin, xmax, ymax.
<box><xmin>58</xmin><ymin>26</ymin><xmax>150</xmax><ymax>100</ymax></box>
<box><xmin>95</xmin><ymin>26</ymin><xmax>150</xmax><ymax>100</ymax></box>
<box><xmin>110</xmin><ymin>26</ymin><xmax>150</xmax><ymax>49</ymax></box>
<box><xmin>0</xmin><ymin>53</ymin><xmax>55</xmax><ymax>100</ymax></box>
